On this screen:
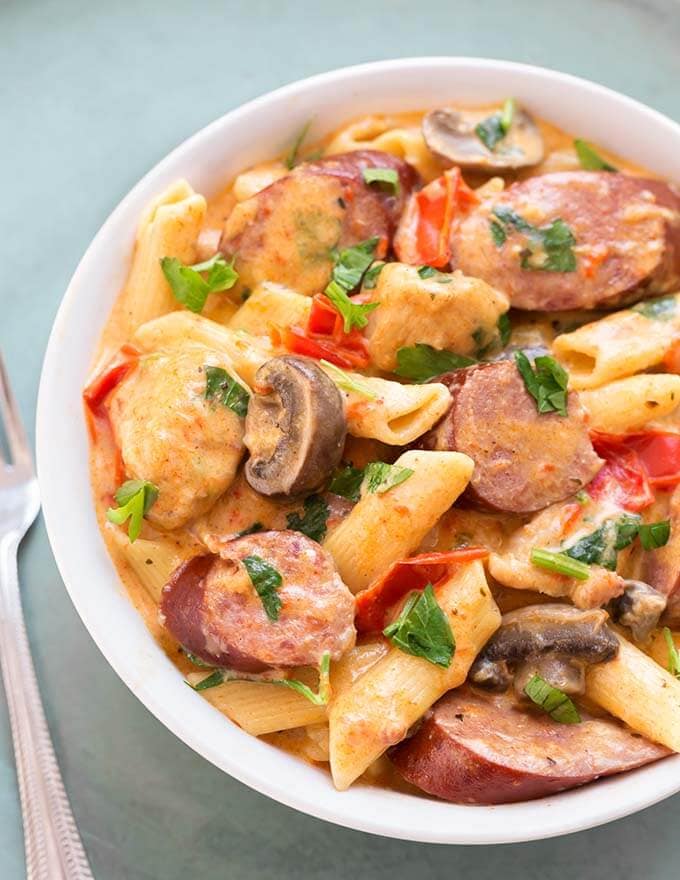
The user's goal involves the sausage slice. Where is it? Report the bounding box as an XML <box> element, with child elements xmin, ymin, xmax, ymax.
<box><xmin>421</xmin><ymin>361</ymin><xmax>602</xmax><ymax>514</ymax></box>
<box><xmin>390</xmin><ymin>686</ymin><xmax>668</xmax><ymax>804</ymax></box>
<box><xmin>221</xmin><ymin>150</ymin><xmax>418</xmax><ymax>296</ymax></box>
<box><xmin>451</xmin><ymin>172</ymin><xmax>680</xmax><ymax>310</ymax></box>
<box><xmin>160</xmin><ymin>530</ymin><xmax>355</xmax><ymax>671</ymax></box>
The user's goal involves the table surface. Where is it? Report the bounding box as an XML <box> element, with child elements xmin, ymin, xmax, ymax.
<box><xmin>2</xmin><ymin>0</ymin><xmax>680</xmax><ymax>876</ymax></box>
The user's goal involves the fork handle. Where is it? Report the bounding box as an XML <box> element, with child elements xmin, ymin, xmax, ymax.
<box><xmin>0</xmin><ymin>533</ymin><xmax>94</xmax><ymax>879</ymax></box>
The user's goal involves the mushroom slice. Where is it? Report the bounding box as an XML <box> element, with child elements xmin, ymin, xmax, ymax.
<box><xmin>422</xmin><ymin>104</ymin><xmax>544</xmax><ymax>171</ymax></box>
<box><xmin>469</xmin><ymin>604</ymin><xmax>619</xmax><ymax>697</ymax></box>
<box><xmin>244</xmin><ymin>355</ymin><xmax>346</xmax><ymax>497</ymax></box>
<box><xmin>610</xmin><ymin>579</ymin><xmax>667</xmax><ymax>643</ymax></box>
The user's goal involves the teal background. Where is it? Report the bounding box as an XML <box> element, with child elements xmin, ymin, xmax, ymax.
<box><xmin>1</xmin><ymin>0</ymin><xmax>680</xmax><ymax>876</ymax></box>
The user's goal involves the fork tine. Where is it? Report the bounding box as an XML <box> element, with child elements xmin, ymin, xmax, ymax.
<box><xmin>0</xmin><ymin>352</ymin><xmax>32</xmax><ymax>470</ymax></box>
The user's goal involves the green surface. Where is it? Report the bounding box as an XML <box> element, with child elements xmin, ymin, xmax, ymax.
<box><xmin>1</xmin><ymin>0</ymin><xmax>680</xmax><ymax>876</ymax></box>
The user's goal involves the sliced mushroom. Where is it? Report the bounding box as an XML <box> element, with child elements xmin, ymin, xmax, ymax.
<box><xmin>469</xmin><ymin>604</ymin><xmax>619</xmax><ymax>697</ymax></box>
<box><xmin>422</xmin><ymin>104</ymin><xmax>544</xmax><ymax>171</ymax></box>
<box><xmin>244</xmin><ymin>355</ymin><xmax>346</xmax><ymax>497</ymax></box>
<box><xmin>609</xmin><ymin>579</ymin><xmax>667</xmax><ymax>642</ymax></box>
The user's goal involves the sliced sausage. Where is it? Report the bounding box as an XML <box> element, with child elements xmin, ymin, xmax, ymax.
<box><xmin>450</xmin><ymin>172</ymin><xmax>680</xmax><ymax>310</ymax></box>
<box><xmin>421</xmin><ymin>361</ymin><xmax>602</xmax><ymax>514</ymax></box>
<box><xmin>390</xmin><ymin>686</ymin><xmax>669</xmax><ymax>804</ymax></box>
<box><xmin>160</xmin><ymin>530</ymin><xmax>355</xmax><ymax>671</ymax></box>
<box><xmin>221</xmin><ymin>150</ymin><xmax>418</xmax><ymax>296</ymax></box>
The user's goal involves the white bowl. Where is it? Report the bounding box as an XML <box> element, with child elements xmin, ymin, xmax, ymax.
<box><xmin>37</xmin><ymin>57</ymin><xmax>680</xmax><ymax>844</ymax></box>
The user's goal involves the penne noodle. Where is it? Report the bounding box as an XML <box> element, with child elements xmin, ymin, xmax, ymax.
<box><xmin>202</xmin><ymin>679</ymin><xmax>327</xmax><ymax>736</ymax></box>
<box><xmin>328</xmin><ymin>560</ymin><xmax>501</xmax><ymax>790</ymax></box>
<box><xmin>324</xmin><ymin>450</ymin><xmax>474</xmax><ymax>593</ymax></box>
<box><xmin>580</xmin><ymin>374</ymin><xmax>680</xmax><ymax>433</ymax></box>
<box><xmin>229</xmin><ymin>283</ymin><xmax>311</xmax><ymax>335</ymax></box>
<box><xmin>109</xmin><ymin>530</ymin><xmax>196</xmax><ymax>604</ymax></box>
<box><xmin>586</xmin><ymin>633</ymin><xmax>680</xmax><ymax>752</ymax></box>
<box><xmin>552</xmin><ymin>295</ymin><xmax>680</xmax><ymax>390</ymax></box>
<box><xmin>232</xmin><ymin>161</ymin><xmax>288</xmax><ymax>202</ymax></box>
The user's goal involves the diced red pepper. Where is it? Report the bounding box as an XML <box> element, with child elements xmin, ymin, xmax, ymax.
<box><xmin>354</xmin><ymin>547</ymin><xmax>489</xmax><ymax>634</ymax></box>
<box><xmin>663</xmin><ymin>337</ymin><xmax>680</xmax><ymax>374</ymax></box>
<box><xmin>394</xmin><ymin>167</ymin><xmax>478</xmax><ymax>268</ymax></box>
<box><xmin>308</xmin><ymin>295</ymin><xmax>338</xmax><ymax>335</ymax></box>
<box><xmin>283</xmin><ymin>326</ymin><xmax>369</xmax><ymax>369</ymax></box>
<box><xmin>83</xmin><ymin>345</ymin><xmax>139</xmax><ymax>414</ymax></box>
<box><xmin>589</xmin><ymin>433</ymin><xmax>655</xmax><ymax>510</ymax></box>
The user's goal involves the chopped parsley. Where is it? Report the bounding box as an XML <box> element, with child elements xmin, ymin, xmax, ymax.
<box><xmin>362</xmin><ymin>261</ymin><xmax>385</xmax><ymax>290</ymax></box>
<box><xmin>395</xmin><ymin>343</ymin><xmax>476</xmax><ymax>382</ymax></box>
<box><xmin>286</xmin><ymin>495</ymin><xmax>330</xmax><ymax>543</ymax></box>
<box><xmin>497</xmin><ymin>312</ymin><xmax>511</xmax><ymax>348</ymax></box>
<box><xmin>242</xmin><ymin>555</ymin><xmax>283</xmax><ymax>621</ymax></box>
<box><xmin>319</xmin><ymin>360</ymin><xmax>377</xmax><ymax>399</ymax></box>
<box><xmin>514</xmin><ymin>351</ymin><xmax>569</xmax><ymax>416</ymax></box>
<box><xmin>363</xmin><ymin>462</ymin><xmax>414</xmax><ymax>494</ymax></box>
<box><xmin>663</xmin><ymin>627</ymin><xmax>680</xmax><ymax>679</ymax></box>
<box><xmin>328</xmin><ymin>464</ymin><xmax>365</xmax><ymax>502</ymax></box>
<box><xmin>324</xmin><ymin>237</ymin><xmax>381</xmax><ymax>332</ymax></box>
<box><xmin>417</xmin><ymin>265</ymin><xmax>437</xmax><ymax>279</ymax></box>
<box><xmin>530</xmin><ymin>549</ymin><xmax>590</xmax><ymax>580</ymax></box>
<box><xmin>362</xmin><ymin>167</ymin><xmax>400</xmax><ymax>193</ymax></box>
<box><xmin>632</xmin><ymin>295</ymin><xmax>678</xmax><ymax>321</ymax></box>
<box><xmin>106</xmin><ymin>479</ymin><xmax>159</xmax><ymax>543</ymax></box>
<box><xmin>275</xmin><ymin>652</ymin><xmax>331</xmax><ymax>705</ymax></box>
<box><xmin>160</xmin><ymin>253</ymin><xmax>238</xmax><ymax>313</ymax></box>
<box><xmin>236</xmin><ymin>522</ymin><xmax>264</xmax><ymax>537</ymax></box>
<box><xmin>475</xmin><ymin>98</ymin><xmax>516</xmax><ymax>151</ymax></box>
<box><xmin>285</xmin><ymin>119</ymin><xmax>312</xmax><ymax>169</ymax></box>
<box><xmin>524</xmin><ymin>675</ymin><xmax>581</xmax><ymax>724</ymax></box>
<box><xmin>639</xmin><ymin>520</ymin><xmax>671</xmax><ymax>550</ymax></box>
<box><xmin>491</xmin><ymin>206</ymin><xmax>577</xmax><ymax>273</ymax></box>
<box><xmin>204</xmin><ymin>365</ymin><xmax>250</xmax><ymax>417</ymax></box>
<box><xmin>574</xmin><ymin>139</ymin><xmax>618</xmax><ymax>172</ymax></box>
<box><xmin>564</xmin><ymin>514</ymin><xmax>641</xmax><ymax>570</ymax></box>
<box><xmin>383</xmin><ymin>584</ymin><xmax>455</xmax><ymax>668</ymax></box>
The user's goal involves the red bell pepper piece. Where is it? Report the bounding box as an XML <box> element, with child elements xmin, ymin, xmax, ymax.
<box><xmin>589</xmin><ymin>433</ymin><xmax>655</xmax><ymax>510</ymax></box>
<box><xmin>283</xmin><ymin>326</ymin><xmax>369</xmax><ymax>369</ymax></box>
<box><xmin>354</xmin><ymin>547</ymin><xmax>489</xmax><ymax>634</ymax></box>
<box><xmin>394</xmin><ymin>167</ymin><xmax>478</xmax><ymax>268</ymax></box>
<box><xmin>83</xmin><ymin>345</ymin><xmax>139</xmax><ymax>414</ymax></box>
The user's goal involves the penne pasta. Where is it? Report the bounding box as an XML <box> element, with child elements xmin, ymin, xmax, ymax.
<box><xmin>202</xmin><ymin>680</ymin><xmax>327</xmax><ymax>736</ymax></box>
<box><xmin>229</xmin><ymin>283</ymin><xmax>311</xmax><ymax>335</ymax></box>
<box><xmin>552</xmin><ymin>295</ymin><xmax>680</xmax><ymax>390</ymax></box>
<box><xmin>586</xmin><ymin>633</ymin><xmax>680</xmax><ymax>752</ymax></box>
<box><xmin>324</xmin><ymin>450</ymin><xmax>474</xmax><ymax>593</ymax></box>
<box><xmin>232</xmin><ymin>161</ymin><xmax>288</xmax><ymax>202</ymax></box>
<box><xmin>110</xmin><ymin>532</ymin><xmax>195</xmax><ymax>603</ymax></box>
<box><xmin>328</xmin><ymin>560</ymin><xmax>500</xmax><ymax>790</ymax></box>
<box><xmin>580</xmin><ymin>373</ymin><xmax>680</xmax><ymax>433</ymax></box>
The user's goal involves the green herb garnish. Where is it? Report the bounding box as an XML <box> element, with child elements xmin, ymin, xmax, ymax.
<box><xmin>497</xmin><ymin>312</ymin><xmax>511</xmax><ymax>347</ymax></box>
<box><xmin>190</xmin><ymin>670</ymin><xmax>228</xmax><ymax>691</ymax></box>
<box><xmin>639</xmin><ymin>520</ymin><xmax>671</xmax><ymax>550</ymax></box>
<box><xmin>319</xmin><ymin>360</ymin><xmax>377</xmax><ymax>399</ymax></box>
<box><xmin>362</xmin><ymin>261</ymin><xmax>385</xmax><ymax>290</ymax></box>
<box><xmin>204</xmin><ymin>365</ymin><xmax>250</xmax><ymax>417</ymax></box>
<box><xmin>328</xmin><ymin>465</ymin><xmax>365</xmax><ymax>502</ymax></box>
<box><xmin>286</xmin><ymin>495</ymin><xmax>330</xmax><ymax>543</ymax></box>
<box><xmin>524</xmin><ymin>674</ymin><xmax>581</xmax><ymax>724</ymax></box>
<box><xmin>383</xmin><ymin>584</ymin><xmax>455</xmax><ymax>668</ymax></box>
<box><xmin>242</xmin><ymin>555</ymin><xmax>283</xmax><ymax>621</ymax></box>
<box><xmin>514</xmin><ymin>351</ymin><xmax>569</xmax><ymax>417</ymax></box>
<box><xmin>491</xmin><ymin>207</ymin><xmax>577</xmax><ymax>273</ymax></box>
<box><xmin>395</xmin><ymin>343</ymin><xmax>476</xmax><ymax>382</ymax></box>
<box><xmin>236</xmin><ymin>522</ymin><xmax>264</xmax><ymax>537</ymax></box>
<box><xmin>275</xmin><ymin>652</ymin><xmax>331</xmax><ymax>705</ymax></box>
<box><xmin>632</xmin><ymin>296</ymin><xmax>678</xmax><ymax>321</ymax></box>
<box><xmin>417</xmin><ymin>265</ymin><xmax>437</xmax><ymax>279</ymax></box>
<box><xmin>362</xmin><ymin>167</ymin><xmax>400</xmax><ymax>193</ymax></box>
<box><xmin>564</xmin><ymin>514</ymin><xmax>641</xmax><ymax>571</ymax></box>
<box><xmin>324</xmin><ymin>237</ymin><xmax>381</xmax><ymax>332</ymax></box>
<box><xmin>663</xmin><ymin>627</ymin><xmax>680</xmax><ymax>678</ymax></box>
<box><xmin>106</xmin><ymin>479</ymin><xmax>159</xmax><ymax>543</ymax></box>
<box><xmin>574</xmin><ymin>139</ymin><xmax>618</xmax><ymax>172</ymax></box>
<box><xmin>363</xmin><ymin>462</ymin><xmax>414</xmax><ymax>494</ymax></box>
<box><xmin>285</xmin><ymin>120</ymin><xmax>312</xmax><ymax>169</ymax></box>
<box><xmin>530</xmin><ymin>548</ymin><xmax>590</xmax><ymax>580</ymax></box>
<box><xmin>475</xmin><ymin>98</ymin><xmax>516</xmax><ymax>151</ymax></box>
<box><xmin>160</xmin><ymin>253</ymin><xmax>238</xmax><ymax>313</ymax></box>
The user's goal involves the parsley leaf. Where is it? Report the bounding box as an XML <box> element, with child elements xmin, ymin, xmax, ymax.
<box><xmin>106</xmin><ymin>479</ymin><xmax>159</xmax><ymax>543</ymax></box>
<box><xmin>362</xmin><ymin>261</ymin><xmax>385</xmax><ymax>290</ymax></box>
<box><xmin>383</xmin><ymin>584</ymin><xmax>455</xmax><ymax>668</ymax></box>
<box><xmin>530</xmin><ymin>548</ymin><xmax>590</xmax><ymax>580</ymax></box>
<box><xmin>632</xmin><ymin>295</ymin><xmax>678</xmax><ymax>321</ymax></box>
<box><xmin>514</xmin><ymin>351</ymin><xmax>569</xmax><ymax>416</ymax></box>
<box><xmin>204</xmin><ymin>365</ymin><xmax>250</xmax><ymax>417</ymax></box>
<box><xmin>160</xmin><ymin>253</ymin><xmax>238</xmax><ymax>313</ymax></box>
<box><xmin>285</xmin><ymin>119</ymin><xmax>312</xmax><ymax>169</ymax></box>
<box><xmin>574</xmin><ymin>139</ymin><xmax>618</xmax><ymax>172</ymax></box>
<box><xmin>475</xmin><ymin>99</ymin><xmax>515</xmax><ymax>151</ymax></box>
<box><xmin>324</xmin><ymin>238</ymin><xmax>381</xmax><ymax>332</ymax></box>
<box><xmin>236</xmin><ymin>522</ymin><xmax>264</xmax><ymax>537</ymax></box>
<box><xmin>395</xmin><ymin>343</ymin><xmax>476</xmax><ymax>382</ymax></box>
<box><xmin>328</xmin><ymin>465</ymin><xmax>365</xmax><ymax>502</ymax></box>
<box><xmin>275</xmin><ymin>652</ymin><xmax>331</xmax><ymax>705</ymax></box>
<box><xmin>417</xmin><ymin>265</ymin><xmax>437</xmax><ymax>279</ymax></box>
<box><xmin>363</xmin><ymin>462</ymin><xmax>414</xmax><ymax>494</ymax></box>
<box><xmin>524</xmin><ymin>674</ymin><xmax>581</xmax><ymax>724</ymax></box>
<box><xmin>663</xmin><ymin>627</ymin><xmax>680</xmax><ymax>678</ymax></box>
<box><xmin>190</xmin><ymin>670</ymin><xmax>228</xmax><ymax>691</ymax></box>
<box><xmin>286</xmin><ymin>495</ymin><xmax>330</xmax><ymax>543</ymax></box>
<box><xmin>242</xmin><ymin>555</ymin><xmax>283</xmax><ymax>621</ymax></box>
<box><xmin>491</xmin><ymin>207</ymin><xmax>577</xmax><ymax>273</ymax></box>
<box><xmin>564</xmin><ymin>514</ymin><xmax>641</xmax><ymax>571</ymax></box>
<box><xmin>497</xmin><ymin>312</ymin><xmax>511</xmax><ymax>347</ymax></box>
<box><xmin>362</xmin><ymin>167</ymin><xmax>400</xmax><ymax>193</ymax></box>
<box><xmin>319</xmin><ymin>360</ymin><xmax>377</xmax><ymax>398</ymax></box>
<box><xmin>639</xmin><ymin>520</ymin><xmax>671</xmax><ymax>550</ymax></box>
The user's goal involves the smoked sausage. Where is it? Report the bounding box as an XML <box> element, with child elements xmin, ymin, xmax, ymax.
<box><xmin>421</xmin><ymin>361</ymin><xmax>602</xmax><ymax>514</ymax></box>
<box><xmin>160</xmin><ymin>530</ymin><xmax>355</xmax><ymax>671</ymax></box>
<box><xmin>390</xmin><ymin>686</ymin><xmax>668</xmax><ymax>804</ymax></box>
<box><xmin>450</xmin><ymin>172</ymin><xmax>680</xmax><ymax>310</ymax></box>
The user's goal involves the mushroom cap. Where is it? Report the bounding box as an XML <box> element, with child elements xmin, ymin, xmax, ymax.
<box><xmin>422</xmin><ymin>105</ymin><xmax>544</xmax><ymax>171</ymax></box>
<box><xmin>244</xmin><ymin>355</ymin><xmax>347</xmax><ymax>497</ymax></box>
<box><xmin>479</xmin><ymin>604</ymin><xmax>619</xmax><ymax>665</ymax></box>
<box><xmin>611</xmin><ymin>579</ymin><xmax>667</xmax><ymax>643</ymax></box>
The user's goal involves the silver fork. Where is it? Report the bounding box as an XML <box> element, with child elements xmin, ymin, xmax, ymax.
<box><xmin>0</xmin><ymin>354</ymin><xmax>94</xmax><ymax>879</ymax></box>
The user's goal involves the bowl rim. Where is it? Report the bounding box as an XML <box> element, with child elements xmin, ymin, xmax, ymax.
<box><xmin>36</xmin><ymin>56</ymin><xmax>680</xmax><ymax>845</ymax></box>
